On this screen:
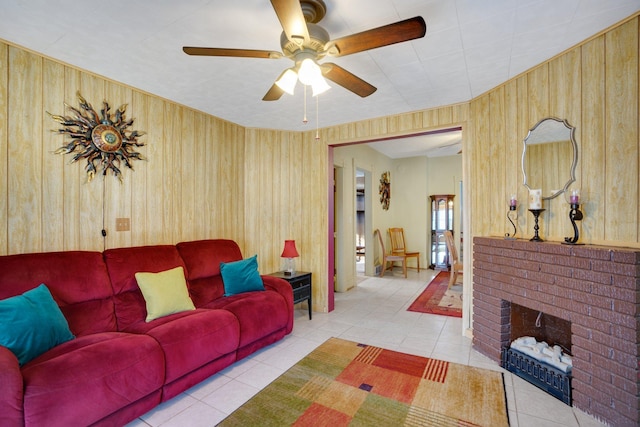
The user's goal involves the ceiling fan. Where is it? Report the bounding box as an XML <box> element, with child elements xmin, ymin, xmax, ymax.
<box><xmin>183</xmin><ymin>0</ymin><xmax>426</xmax><ymax>101</ymax></box>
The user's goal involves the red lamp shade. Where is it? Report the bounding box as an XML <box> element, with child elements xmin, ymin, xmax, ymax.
<box><xmin>281</xmin><ymin>240</ymin><xmax>299</xmax><ymax>258</ymax></box>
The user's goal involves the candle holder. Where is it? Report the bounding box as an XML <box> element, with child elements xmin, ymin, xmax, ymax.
<box><xmin>563</xmin><ymin>203</ymin><xmax>583</xmax><ymax>245</ymax></box>
<box><xmin>528</xmin><ymin>209</ymin><xmax>545</xmax><ymax>242</ymax></box>
<box><xmin>505</xmin><ymin>205</ymin><xmax>517</xmax><ymax>240</ymax></box>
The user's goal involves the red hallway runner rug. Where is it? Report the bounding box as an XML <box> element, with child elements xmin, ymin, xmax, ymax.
<box><xmin>407</xmin><ymin>271</ymin><xmax>462</xmax><ymax>317</ymax></box>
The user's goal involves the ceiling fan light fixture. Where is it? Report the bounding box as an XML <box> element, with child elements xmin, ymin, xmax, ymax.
<box><xmin>297</xmin><ymin>58</ymin><xmax>322</xmax><ymax>86</ymax></box>
<box><xmin>311</xmin><ymin>78</ymin><xmax>330</xmax><ymax>96</ymax></box>
<box><xmin>275</xmin><ymin>68</ymin><xmax>298</xmax><ymax>95</ymax></box>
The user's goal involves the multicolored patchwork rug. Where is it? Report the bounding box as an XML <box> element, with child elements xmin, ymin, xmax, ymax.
<box><xmin>219</xmin><ymin>338</ymin><xmax>509</xmax><ymax>426</ymax></box>
<box><xmin>407</xmin><ymin>271</ymin><xmax>462</xmax><ymax>317</ymax></box>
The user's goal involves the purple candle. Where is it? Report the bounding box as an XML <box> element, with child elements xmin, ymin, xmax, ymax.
<box><xmin>570</xmin><ymin>190</ymin><xmax>579</xmax><ymax>204</ymax></box>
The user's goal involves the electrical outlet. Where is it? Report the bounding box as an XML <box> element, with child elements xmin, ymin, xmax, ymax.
<box><xmin>115</xmin><ymin>218</ymin><xmax>130</xmax><ymax>232</ymax></box>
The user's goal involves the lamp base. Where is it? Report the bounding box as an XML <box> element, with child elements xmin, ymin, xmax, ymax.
<box><xmin>284</xmin><ymin>271</ymin><xmax>293</xmax><ymax>276</ymax></box>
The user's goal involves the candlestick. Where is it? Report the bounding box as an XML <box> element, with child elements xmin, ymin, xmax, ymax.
<box><xmin>563</xmin><ymin>200</ymin><xmax>584</xmax><ymax>245</ymax></box>
<box><xmin>529</xmin><ymin>209</ymin><xmax>545</xmax><ymax>242</ymax></box>
<box><xmin>529</xmin><ymin>189</ymin><xmax>542</xmax><ymax>209</ymax></box>
<box><xmin>505</xmin><ymin>202</ymin><xmax>518</xmax><ymax>240</ymax></box>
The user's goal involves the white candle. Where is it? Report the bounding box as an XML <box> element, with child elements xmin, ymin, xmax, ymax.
<box><xmin>529</xmin><ymin>189</ymin><xmax>542</xmax><ymax>209</ymax></box>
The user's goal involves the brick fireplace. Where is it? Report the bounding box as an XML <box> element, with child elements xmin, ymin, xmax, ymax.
<box><xmin>472</xmin><ymin>237</ymin><xmax>640</xmax><ymax>427</ymax></box>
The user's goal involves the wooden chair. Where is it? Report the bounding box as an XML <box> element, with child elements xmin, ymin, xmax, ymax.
<box><xmin>388</xmin><ymin>228</ymin><xmax>420</xmax><ymax>271</ymax></box>
<box><xmin>375</xmin><ymin>229</ymin><xmax>407</xmax><ymax>278</ymax></box>
<box><xmin>444</xmin><ymin>230</ymin><xmax>463</xmax><ymax>288</ymax></box>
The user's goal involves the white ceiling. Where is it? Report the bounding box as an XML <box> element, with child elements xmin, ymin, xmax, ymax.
<box><xmin>0</xmin><ymin>1</ymin><xmax>638</xmax><ymax>157</ymax></box>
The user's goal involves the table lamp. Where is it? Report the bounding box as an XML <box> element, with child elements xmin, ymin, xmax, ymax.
<box><xmin>281</xmin><ymin>240</ymin><xmax>299</xmax><ymax>276</ymax></box>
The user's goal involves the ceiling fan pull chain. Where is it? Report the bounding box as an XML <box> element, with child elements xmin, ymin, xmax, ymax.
<box><xmin>303</xmin><ymin>85</ymin><xmax>308</xmax><ymax>124</ymax></box>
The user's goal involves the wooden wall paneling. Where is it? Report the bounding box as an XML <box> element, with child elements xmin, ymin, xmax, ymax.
<box><xmin>369</xmin><ymin>117</ymin><xmax>387</xmax><ymax>139</ymax></box>
<box><xmin>130</xmin><ymin>90</ymin><xmax>148</xmax><ymax>247</ymax></box>
<box><xmin>516</xmin><ymin>75</ymin><xmax>530</xmax><ymax>236</ymax></box>
<box><xmin>302</xmin><ymin>132</ymin><xmax>328</xmax><ymax>311</ymax></box>
<box><xmin>438</xmin><ymin>106</ymin><xmax>453</xmax><ymax>125</ymax></box>
<box><xmin>547</xmin><ymin>50</ymin><xmax>582</xmax><ymax>240</ymax></box>
<box><xmin>489</xmin><ymin>87</ymin><xmax>506</xmax><ymax>236</ymax></box>
<box><xmin>472</xmin><ymin>95</ymin><xmax>491</xmax><ymax>237</ymax></box>
<box><xmin>260</xmin><ymin>130</ymin><xmax>277</xmax><ymax>270</ymax></box>
<box><xmin>41</xmin><ymin>59</ymin><xmax>65</xmax><ymax>252</ymax></box>
<box><xmin>354</xmin><ymin>121</ymin><xmax>370</xmax><ymax>140</ymax></box>
<box><xmin>0</xmin><ymin>42</ymin><xmax>7</xmax><ymax>255</ymax></box>
<box><xmin>243</xmin><ymin>129</ymin><xmax>261</xmax><ymax>257</ymax></box>
<box><xmin>62</xmin><ymin>68</ymin><xmax>82</xmax><ymax>251</ymax></box>
<box><xmin>180</xmin><ymin>108</ymin><xmax>196</xmax><ymax>243</ymax></box>
<box><xmin>604</xmin><ymin>19</ymin><xmax>639</xmax><ymax>242</ymax></box>
<box><xmin>504</xmin><ymin>80</ymin><xmax>520</xmax><ymax>237</ymax></box>
<box><xmin>277</xmin><ymin>132</ymin><xmax>295</xmax><ymax>272</ymax></box>
<box><xmin>8</xmin><ymin>47</ymin><xmax>43</xmax><ymax>254</ymax></box>
<box><xmin>104</xmin><ymin>82</ymin><xmax>132</xmax><ymax>250</ymax></box>
<box><xmin>193</xmin><ymin>112</ymin><xmax>207</xmax><ymax>240</ymax></box>
<box><xmin>423</xmin><ymin>109</ymin><xmax>439</xmax><ymax>129</ymax></box>
<box><xmin>286</xmin><ymin>131</ymin><xmax>304</xmax><ymax>275</ymax></box>
<box><xmin>580</xmin><ymin>36</ymin><xmax>607</xmax><ymax>242</ymax></box>
<box><xmin>143</xmin><ymin>95</ymin><xmax>166</xmax><ymax>245</ymax></box>
<box><xmin>231</xmin><ymin>122</ymin><xmax>245</xmax><ymax>244</ymax></box>
<box><xmin>452</xmin><ymin>103</ymin><xmax>469</xmax><ymax>123</ymax></box>
<box><xmin>77</xmin><ymin>73</ymin><xmax>105</xmax><ymax>251</ymax></box>
<box><xmin>203</xmin><ymin>115</ymin><xmax>217</xmax><ymax>239</ymax></box>
<box><xmin>163</xmin><ymin>102</ymin><xmax>181</xmax><ymax>243</ymax></box>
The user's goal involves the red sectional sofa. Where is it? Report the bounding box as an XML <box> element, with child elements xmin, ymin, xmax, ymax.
<box><xmin>0</xmin><ymin>239</ymin><xmax>294</xmax><ymax>426</ymax></box>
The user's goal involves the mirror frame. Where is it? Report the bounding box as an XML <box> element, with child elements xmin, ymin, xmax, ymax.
<box><xmin>522</xmin><ymin>117</ymin><xmax>578</xmax><ymax>200</ymax></box>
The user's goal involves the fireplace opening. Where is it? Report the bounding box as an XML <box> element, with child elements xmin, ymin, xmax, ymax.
<box><xmin>502</xmin><ymin>302</ymin><xmax>573</xmax><ymax>405</ymax></box>
<box><xmin>509</xmin><ymin>303</ymin><xmax>572</xmax><ymax>354</ymax></box>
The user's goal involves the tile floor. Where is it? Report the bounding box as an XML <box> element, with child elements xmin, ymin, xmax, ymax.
<box><xmin>126</xmin><ymin>267</ymin><xmax>608</xmax><ymax>427</ymax></box>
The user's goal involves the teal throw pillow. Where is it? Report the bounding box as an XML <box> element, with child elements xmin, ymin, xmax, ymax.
<box><xmin>0</xmin><ymin>284</ymin><xmax>75</xmax><ymax>366</ymax></box>
<box><xmin>220</xmin><ymin>255</ymin><xmax>265</xmax><ymax>296</ymax></box>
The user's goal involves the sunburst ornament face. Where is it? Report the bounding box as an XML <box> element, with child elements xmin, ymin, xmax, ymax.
<box><xmin>49</xmin><ymin>91</ymin><xmax>146</xmax><ymax>182</ymax></box>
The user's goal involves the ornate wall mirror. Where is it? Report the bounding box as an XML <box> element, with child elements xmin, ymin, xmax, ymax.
<box><xmin>522</xmin><ymin>117</ymin><xmax>577</xmax><ymax>200</ymax></box>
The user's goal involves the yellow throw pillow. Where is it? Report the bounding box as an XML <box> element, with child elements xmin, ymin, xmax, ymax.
<box><xmin>135</xmin><ymin>266</ymin><xmax>195</xmax><ymax>322</ymax></box>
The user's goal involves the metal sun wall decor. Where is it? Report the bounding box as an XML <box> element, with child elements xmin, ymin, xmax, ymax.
<box><xmin>379</xmin><ymin>171</ymin><xmax>390</xmax><ymax>210</ymax></box>
<box><xmin>49</xmin><ymin>92</ymin><xmax>146</xmax><ymax>182</ymax></box>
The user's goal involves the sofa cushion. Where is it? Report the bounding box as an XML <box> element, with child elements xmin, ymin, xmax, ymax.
<box><xmin>0</xmin><ymin>284</ymin><xmax>74</xmax><ymax>366</ymax></box>
<box><xmin>104</xmin><ymin>245</ymin><xmax>187</xmax><ymax>330</ymax></box>
<box><xmin>135</xmin><ymin>266</ymin><xmax>195</xmax><ymax>322</ymax></box>
<box><xmin>124</xmin><ymin>309</ymin><xmax>240</xmax><ymax>384</ymax></box>
<box><xmin>21</xmin><ymin>332</ymin><xmax>164</xmax><ymax>427</ymax></box>
<box><xmin>220</xmin><ymin>255</ymin><xmax>264</xmax><ymax>296</ymax></box>
<box><xmin>0</xmin><ymin>251</ymin><xmax>116</xmax><ymax>336</ymax></box>
<box><xmin>176</xmin><ymin>239</ymin><xmax>243</xmax><ymax>306</ymax></box>
<box><xmin>204</xmin><ymin>290</ymin><xmax>289</xmax><ymax>348</ymax></box>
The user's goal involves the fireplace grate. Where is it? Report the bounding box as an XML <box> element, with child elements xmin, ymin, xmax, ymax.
<box><xmin>502</xmin><ymin>347</ymin><xmax>571</xmax><ymax>405</ymax></box>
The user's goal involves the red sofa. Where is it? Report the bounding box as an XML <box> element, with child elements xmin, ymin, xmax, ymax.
<box><xmin>0</xmin><ymin>239</ymin><xmax>294</xmax><ymax>427</ymax></box>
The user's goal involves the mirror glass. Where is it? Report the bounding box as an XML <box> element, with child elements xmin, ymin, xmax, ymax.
<box><xmin>522</xmin><ymin>117</ymin><xmax>577</xmax><ymax>200</ymax></box>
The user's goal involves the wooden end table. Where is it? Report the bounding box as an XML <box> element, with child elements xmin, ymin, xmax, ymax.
<box><xmin>267</xmin><ymin>271</ymin><xmax>312</xmax><ymax>320</ymax></box>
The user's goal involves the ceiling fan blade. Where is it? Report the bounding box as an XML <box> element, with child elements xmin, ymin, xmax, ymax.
<box><xmin>322</xmin><ymin>63</ymin><xmax>377</xmax><ymax>98</ymax></box>
<box><xmin>262</xmin><ymin>83</ymin><xmax>285</xmax><ymax>101</ymax></box>
<box><xmin>328</xmin><ymin>16</ymin><xmax>426</xmax><ymax>57</ymax></box>
<box><xmin>270</xmin><ymin>0</ymin><xmax>310</xmax><ymax>44</ymax></box>
<box><xmin>183</xmin><ymin>47</ymin><xmax>281</xmax><ymax>59</ymax></box>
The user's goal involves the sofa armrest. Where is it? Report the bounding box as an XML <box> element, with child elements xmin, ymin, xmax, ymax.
<box><xmin>0</xmin><ymin>346</ymin><xmax>24</xmax><ymax>426</ymax></box>
<box><xmin>261</xmin><ymin>275</ymin><xmax>294</xmax><ymax>334</ymax></box>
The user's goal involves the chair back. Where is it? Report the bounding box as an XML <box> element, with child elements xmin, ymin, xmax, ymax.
<box><xmin>375</xmin><ymin>229</ymin><xmax>386</xmax><ymax>254</ymax></box>
<box><xmin>443</xmin><ymin>230</ymin><xmax>458</xmax><ymax>263</ymax></box>
<box><xmin>389</xmin><ymin>227</ymin><xmax>406</xmax><ymax>253</ymax></box>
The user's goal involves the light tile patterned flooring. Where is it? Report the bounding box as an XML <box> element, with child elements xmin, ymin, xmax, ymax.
<box><xmin>127</xmin><ymin>267</ymin><xmax>607</xmax><ymax>427</ymax></box>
